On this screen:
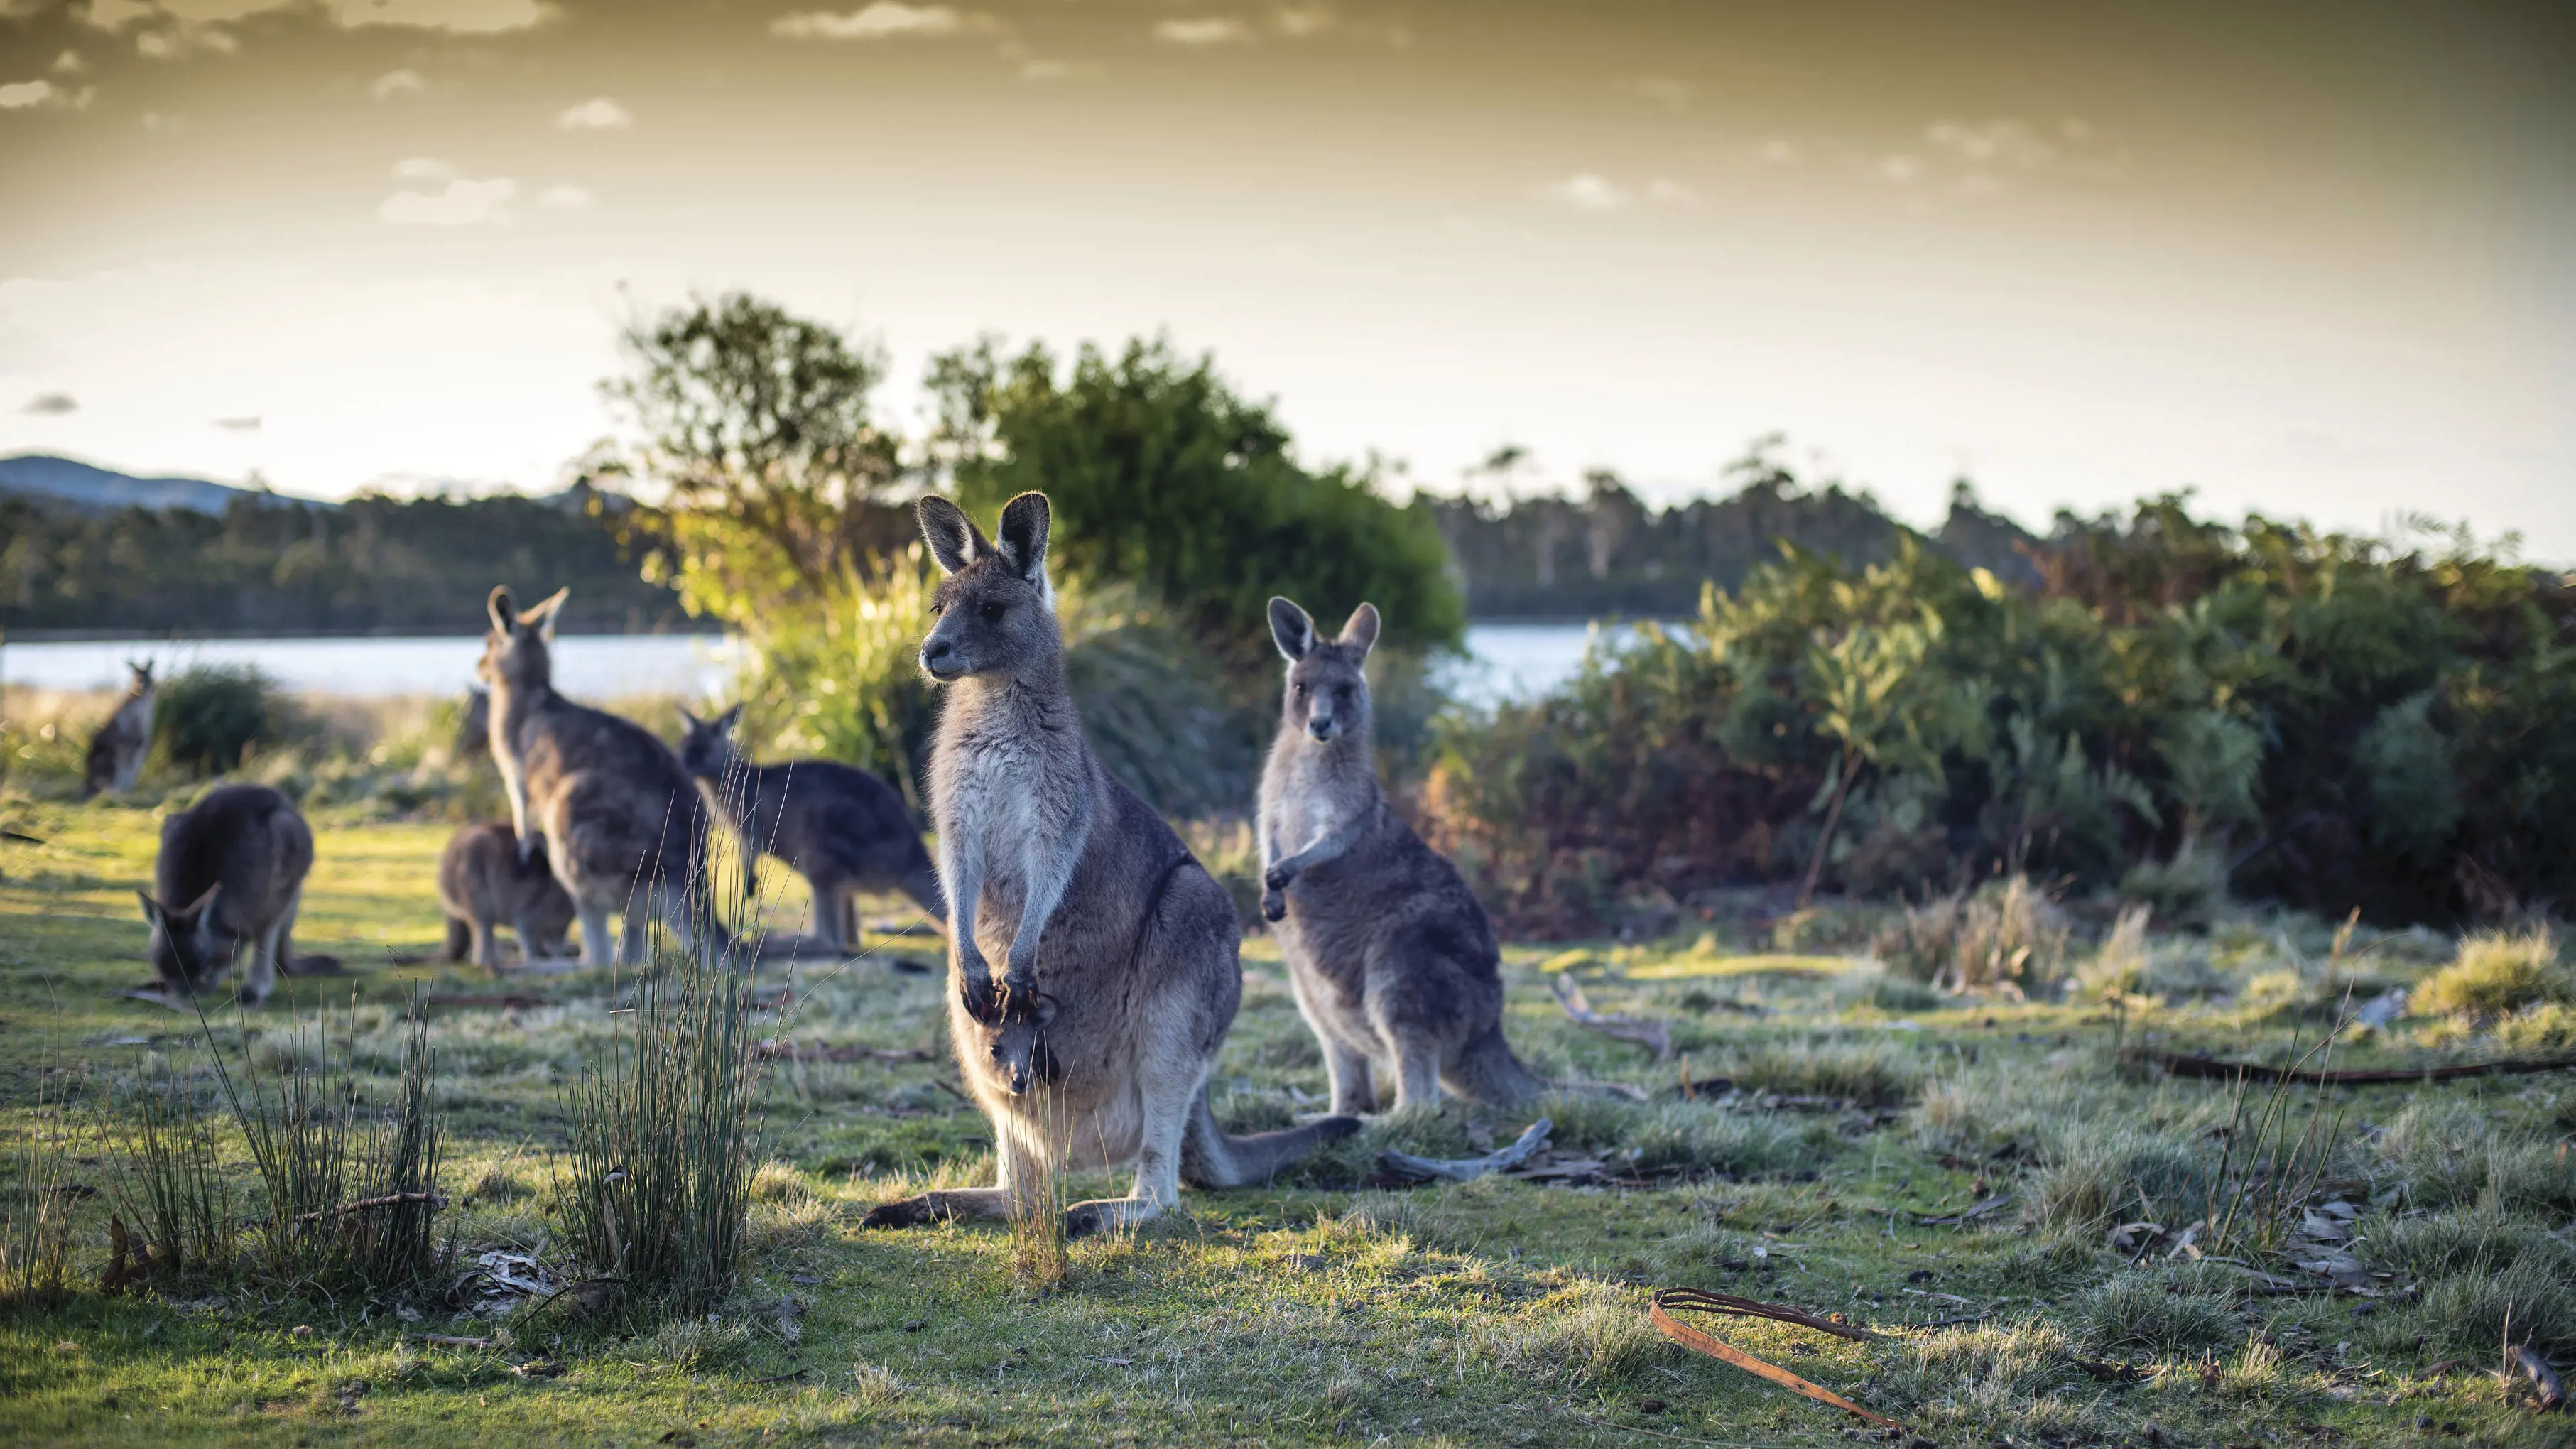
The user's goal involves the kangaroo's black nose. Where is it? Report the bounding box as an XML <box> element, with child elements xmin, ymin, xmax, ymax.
<box><xmin>920</xmin><ymin>639</ymin><xmax>958</xmax><ymax>678</ymax></box>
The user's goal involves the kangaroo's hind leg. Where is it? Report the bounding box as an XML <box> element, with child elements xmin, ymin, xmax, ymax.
<box><xmin>860</xmin><ymin>1114</ymin><xmax>1035</xmax><ymax>1228</ymax></box>
<box><xmin>1066</xmin><ymin>1019</ymin><xmax>1198</xmax><ymax>1238</ymax></box>
<box><xmin>805</xmin><ymin>874</ymin><xmax>849</xmax><ymax>953</ymax></box>
<box><xmin>1323</xmin><ymin>1036</ymin><xmax>1379</xmax><ymax>1117</ymax></box>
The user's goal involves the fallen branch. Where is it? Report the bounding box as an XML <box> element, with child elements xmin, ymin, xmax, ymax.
<box><xmin>1918</xmin><ymin>1194</ymin><xmax>2012</xmax><ymax>1227</ymax></box>
<box><xmin>1377</xmin><ymin>1118</ymin><xmax>1553</xmax><ymax>1184</ymax></box>
<box><xmin>409</xmin><ymin>1333</ymin><xmax>496</xmax><ymax>1349</ymax></box>
<box><xmin>2151</xmin><ymin>1050</ymin><xmax>2576</xmax><ymax>1086</ymax></box>
<box><xmin>1648</xmin><ymin>1288</ymin><xmax>1903</xmax><ymax>1432</ymax></box>
<box><xmin>290</xmin><ymin>1190</ymin><xmax>447</xmax><ymax>1225</ymax></box>
<box><xmin>1551</xmin><ymin>975</ymin><xmax>1672</xmax><ymax>1061</ymax></box>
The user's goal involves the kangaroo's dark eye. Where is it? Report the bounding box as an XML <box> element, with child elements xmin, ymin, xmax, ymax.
<box><xmin>980</xmin><ymin>601</ymin><xmax>1006</xmax><ymax>622</ymax></box>
<box><xmin>1292</xmin><ymin>683</ymin><xmax>1308</xmax><ymax>698</ymax></box>
<box><xmin>928</xmin><ymin>600</ymin><xmax>945</xmax><ymax>616</ymax></box>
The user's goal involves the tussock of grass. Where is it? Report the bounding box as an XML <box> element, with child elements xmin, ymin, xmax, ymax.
<box><xmin>1467</xmin><ymin>1281</ymin><xmax>1658</xmax><ymax>1385</ymax></box>
<box><xmin>2021</xmin><ymin>1124</ymin><xmax>2212</xmax><ymax>1232</ymax></box>
<box><xmin>2411</xmin><ymin>928</ymin><xmax>2567</xmax><ymax>1018</ymax></box>
<box><xmin>1</xmin><ymin>1097</ymin><xmax>76</xmax><ymax>1310</ymax></box>
<box><xmin>1702</xmin><ymin>1036</ymin><xmax>1923</xmax><ymax>1105</ymax></box>
<box><xmin>2375</xmin><ymin>1099</ymin><xmax>2576</xmax><ymax>1215</ymax></box>
<box><xmin>647</xmin><ymin>1315</ymin><xmax>756</xmax><ymax>1370</ymax></box>
<box><xmin>1874</xmin><ymin>875</ymin><xmax>2070</xmax><ymax>994</ymax></box>
<box><xmin>2074</xmin><ymin>1269</ymin><xmax>2240</xmax><ymax>1357</ymax></box>
<box><xmin>2383</xmin><ymin>1254</ymin><xmax>2576</xmax><ymax>1360</ymax></box>
<box><xmin>1874</xmin><ymin>1320</ymin><xmax>2089</xmax><ymax>1438</ymax></box>
<box><xmin>98</xmin><ymin>1058</ymin><xmax>236</xmax><ymax>1284</ymax></box>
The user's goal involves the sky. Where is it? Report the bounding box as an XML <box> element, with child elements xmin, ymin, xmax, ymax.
<box><xmin>1</xmin><ymin>0</ymin><xmax>2571</xmax><ymax>556</ymax></box>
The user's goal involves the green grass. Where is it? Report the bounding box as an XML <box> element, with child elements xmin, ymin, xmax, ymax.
<box><xmin>3</xmin><ymin>800</ymin><xmax>2573</xmax><ymax>1445</ymax></box>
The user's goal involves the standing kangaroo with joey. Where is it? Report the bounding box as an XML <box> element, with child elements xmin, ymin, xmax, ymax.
<box><xmin>675</xmin><ymin>705</ymin><xmax>946</xmax><ymax>951</ymax></box>
<box><xmin>481</xmin><ymin>586</ymin><xmax>717</xmax><ymax>966</ymax></box>
<box><xmin>862</xmin><ymin>492</ymin><xmax>1358</xmax><ymax>1237</ymax></box>
<box><xmin>1258</xmin><ymin>597</ymin><xmax>1550</xmax><ymax>1114</ymax></box>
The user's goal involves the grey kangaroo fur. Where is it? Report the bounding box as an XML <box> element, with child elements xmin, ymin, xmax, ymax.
<box><xmin>480</xmin><ymin>586</ymin><xmax>717</xmax><ymax>967</ymax></box>
<box><xmin>676</xmin><ymin>705</ymin><xmax>946</xmax><ymax>950</ymax></box>
<box><xmin>139</xmin><ymin>783</ymin><xmax>313</xmax><ymax>1004</ymax></box>
<box><xmin>862</xmin><ymin>492</ymin><xmax>1358</xmax><ymax>1237</ymax></box>
<box><xmin>85</xmin><ymin>661</ymin><xmax>154</xmax><ymax>798</ymax></box>
<box><xmin>438</xmin><ymin>821</ymin><xmax>577</xmax><ymax>970</ymax></box>
<box><xmin>1258</xmin><ymin>597</ymin><xmax>1548</xmax><ymax>1114</ymax></box>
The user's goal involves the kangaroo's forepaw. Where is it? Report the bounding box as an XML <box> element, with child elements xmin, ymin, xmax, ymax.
<box><xmin>1262</xmin><ymin>864</ymin><xmax>1293</xmax><ymax>893</ymax></box>
<box><xmin>1062</xmin><ymin>1203</ymin><xmax>1112</xmax><ymax>1239</ymax></box>
<box><xmin>958</xmin><ymin>974</ymin><xmax>1003</xmax><ymax>1026</ymax></box>
<box><xmin>861</xmin><ymin>1196</ymin><xmax>949</xmax><ymax>1230</ymax></box>
<box><xmin>1261</xmin><ymin>889</ymin><xmax>1287</xmax><ymax>923</ymax></box>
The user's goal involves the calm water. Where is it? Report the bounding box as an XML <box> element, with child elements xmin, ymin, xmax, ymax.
<box><xmin>1</xmin><ymin>623</ymin><xmax>1634</xmax><ymax>704</ymax></box>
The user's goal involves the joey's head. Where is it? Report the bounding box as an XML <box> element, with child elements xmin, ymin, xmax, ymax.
<box><xmin>1268</xmin><ymin>597</ymin><xmax>1380</xmax><ymax>745</ymax></box>
<box><xmin>675</xmin><ymin>703</ymin><xmax>748</xmax><ymax>781</ymax></box>
<box><xmin>481</xmin><ymin>585</ymin><xmax>568</xmax><ymax>698</ymax></box>
<box><xmin>139</xmin><ymin>883</ymin><xmax>224</xmax><ymax>988</ymax></box>
<box><xmin>915</xmin><ymin>492</ymin><xmax>1060</xmax><ymax>684</ymax></box>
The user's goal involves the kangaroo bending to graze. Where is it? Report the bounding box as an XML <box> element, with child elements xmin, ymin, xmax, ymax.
<box><xmin>84</xmin><ymin>661</ymin><xmax>155</xmax><ymax>798</ymax></box>
<box><xmin>862</xmin><ymin>492</ymin><xmax>1359</xmax><ymax>1237</ymax></box>
<box><xmin>138</xmin><ymin>783</ymin><xmax>313</xmax><ymax>1005</ymax></box>
<box><xmin>438</xmin><ymin>821</ymin><xmax>577</xmax><ymax>970</ymax></box>
<box><xmin>480</xmin><ymin>587</ymin><xmax>717</xmax><ymax>967</ymax></box>
<box><xmin>676</xmin><ymin>705</ymin><xmax>946</xmax><ymax>951</ymax></box>
<box><xmin>1259</xmin><ymin>597</ymin><xmax>1551</xmax><ymax>1114</ymax></box>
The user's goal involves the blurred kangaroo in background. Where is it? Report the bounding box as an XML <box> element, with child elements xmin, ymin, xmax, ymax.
<box><xmin>138</xmin><ymin>782</ymin><xmax>313</xmax><ymax>1005</ymax></box>
<box><xmin>481</xmin><ymin>586</ymin><xmax>717</xmax><ymax>967</ymax></box>
<box><xmin>83</xmin><ymin>661</ymin><xmax>154</xmax><ymax>798</ymax></box>
<box><xmin>1258</xmin><ymin>597</ymin><xmax>1547</xmax><ymax>1114</ymax></box>
<box><xmin>438</xmin><ymin>820</ymin><xmax>577</xmax><ymax>970</ymax></box>
<box><xmin>863</xmin><ymin>493</ymin><xmax>1357</xmax><ymax>1237</ymax></box>
<box><xmin>676</xmin><ymin>705</ymin><xmax>945</xmax><ymax>951</ymax></box>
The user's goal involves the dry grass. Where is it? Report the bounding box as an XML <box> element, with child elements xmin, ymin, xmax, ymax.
<box><xmin>2411</xmin><ymin>928</ymin><xmax>2568</xmax><ymax>1018</ymax></box>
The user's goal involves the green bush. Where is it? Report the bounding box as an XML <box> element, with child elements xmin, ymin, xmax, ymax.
<box><xmin>155</xmin><ymin>664</ymin><xmax>305</xmax><ymax>778</ymax></box>
<box><xmin>2411</xmin><ymin>928</ymin><xmax>2567</xmax><ymax>1018</ymax></box>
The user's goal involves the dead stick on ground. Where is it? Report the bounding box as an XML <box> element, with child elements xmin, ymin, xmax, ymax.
<box><xmin>1551</xmin><ymin>975</ymin><xmax>1672</xmax><ymax>1061</ymax></box>
<box><xmin>1648</xmin><ymin>1288</ymin><xmax>1904</xmax><ymax>1433</ymax></box>
<box><xmin>2151</xmin><ymin>1051</ymin><xmax>2576</xmax><ymax>1086</ymax></box>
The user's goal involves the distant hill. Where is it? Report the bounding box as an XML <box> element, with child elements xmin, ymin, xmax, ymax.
<box><xmin>0</xmin><ymin>454</ymin><xmax>329</xmax><ymax>515</ymax></box>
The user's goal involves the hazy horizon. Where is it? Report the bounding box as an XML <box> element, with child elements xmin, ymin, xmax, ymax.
<box><xmin>4</xmin><ymin>0</ymin><xmax>2570</xmax><ymax>557</ymax></box>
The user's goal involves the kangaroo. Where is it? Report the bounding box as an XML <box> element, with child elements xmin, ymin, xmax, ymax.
<box><xmin>438</xmin><ymin>821</ymin><xmax>577</xmax><ymax>970</ymax></box>
<box><xmin>675</xmin><ymin>706</ymin><xmax>945</xmax><ymax>950</ymax></box>
<box><xmin>1258</xmin><ymin>597</ymin><xmax>1548</xmax><ymax>1114</ymax></box>
<box><xmin>84</xmin><ymin>661</ymin><xmax>155</xmax><ymax>798</ymax></box>
<box><xmin>480</xmin><ymin>586</ymin><xmax>716</xmax><ymax>967</ymax></box>
<box><xmin>138</xmin><ymin>783</ymin><xmax>313</xmax><ymax>1005</ymax></box>
<box><xmin>862</xmin><ymin>493</ymin><xmax>1358</xmax><ymax>1237</ymax></box>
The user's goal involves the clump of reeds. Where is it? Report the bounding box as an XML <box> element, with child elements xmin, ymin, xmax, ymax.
<box><xmin>1874</xmin><ymin>874</ymin><xmax>2070</xmax><ymax>995</ymax></box>
<box><xmin>1</xmin><ymin>1086</ymin><xmax>80</xmax><ymax>1311</ymax></box>
<box><xmin>207</xmin><ymin>994</ymin><xmax>447</xmax><ymax>1295</ymax></box>
<box><xmin>558</xmin><ymin>937</ymin><xmax>762</xmax><ymax>1318</ymax></box>
<box><xmin>1007</xmin><ymin>1097</ymin><xmax>1068</xmax><ymax>1293</ymax></box>
<box><xmin>99</xmin><ymin>1053</ymin><xmax>237</xmax><ymax>1288</ymax></box>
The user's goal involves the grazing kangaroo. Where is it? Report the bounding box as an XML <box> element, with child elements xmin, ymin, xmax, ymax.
<box><xmin>84</xmin><ymin>662</ymin><xmax>155</xmax><ymax>798</ymax></box>
<box><xmin>138</xmin><ymin>783</ymin><xmax>313</xmax><ymax>1005</ymax></box>
<box><xmin>1258</xmin><ymin>597</ymin><xmax>1547</xmax><ymax>1114</ymax></box>
<box><xmin>480</xmin><ymin>587</ymin><xmax>715</xmax><ymax>966</ymax></box>
<box><xmin>675</xmin><ymin>705</ymin><xmax>945</xmax><ymax>950</ymax></box>
<box><xmin>863</xmin><ymin>493</ymin><xmax>1357</xmax><ymax>1237</ymax></box>
<box><xmin>438</xmin><ymin>821</ymin><xmax>577</xmax><ymax>970</ymax></box>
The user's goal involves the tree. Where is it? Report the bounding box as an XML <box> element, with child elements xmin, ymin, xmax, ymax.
<box><xmin>602</xmin><ymin>293</ymin><xmax>908</xmax><ymax>623</ymax></box>
<box><xmin>928</xmin><ymin>335</ymin><xmax>1464</xmax><ymax>659</ymax></box>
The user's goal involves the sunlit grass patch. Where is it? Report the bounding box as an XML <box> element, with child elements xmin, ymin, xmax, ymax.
<box><xmin>1624</xmin><ymin>953</ymin><xmax>1851</xmax><ymax>982</ymax></box>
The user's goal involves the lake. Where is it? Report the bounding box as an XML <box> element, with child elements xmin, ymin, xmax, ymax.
<box><xmin>0</xmin><ymin>622</ymin><xmax>1651</xmax><ymax>705</ymax></box>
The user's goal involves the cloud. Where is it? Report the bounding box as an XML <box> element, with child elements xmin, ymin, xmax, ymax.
<box><xmin>1018</xmin><ymin>58</ymin><xmax>1067</xmax><ymax>80</ymax></box>
<box><xmin>325</xmin><ymin>0</ymin><xmax>551</xmax><ymax>33</ymax></box>
<box><xmin>0</xmin><ymin>80</ymin><xmax>55</xmax><ymax>110</ymax></box>
<box><xmin>52</xmin><ymin>50</ymin><xmax>85</xmax><ymax>73</ymax></box>
<box><xmin>370</xmin><ymin>68</ymin><xmax>428</xmax><ymax>99</ymax></box>
<box><xmin>1645</xmin><ymin>178</ymin><xmax>1697</xmax><ymax>205</ymax></box>
<box><xmin>141</xmin><ymin>109</ymin><xmax>190</xmax><ymax>130</ymax></box>
<box><xmin>79</xmin><ymin>0</ymin><xmax>156</xmax><ymax>28</ymax></box>
<box><xmin>1633</xmin><ymin>75</ymin><xmax>1692</xmax><ymax>112</ymax></box>
<box><xmin>21</xmin><ymin>391</ymin><xmax>78</xmax><ymax>416</ymax></box>
<box><xmin>536</xmin><ymin>183</ymin><xmax>591</xmax><ymax>209</ymax></box>
<box><xmin>1152</xmin><ymin>16</ymin><xmax>1252</xmax><ymax>45</ymax></box>
<box><xmin>554</xmin><ymin>96</ymin><xmax>631</xmax><ymax>131</ymax></box>
<box><xmin>379</xmin><ymin>176</ymin><xmax>516</xmax><ymax>226</ymax></box>
<box><xmin>1923</xmin><ymin>119</ymin><xmax>2058</xmax><ymax>172</ymax></box>
<box><xmin>1538</xmin><ymin>173</ymin><xmax>1628</xmax><ymax>212</ymax></box>
<box><xmin>392</xmin><ymin>156</ymin><xmax>455</xmax><ymax>180</ymax></box>
<box><xmin>212</xmin><ymin>415</ymin><xmax>261</xmax><ymax>430</ymax></box>
<box><xmin>1271</xmin><ymin>5</ymin><xmax>1332</xmax><ymax>36</ymax></box>
<box><xmin>136</xmin><ymin>23</ymin><xmax>240</xmax><ymax>58</ymax></box>
<box><xmin>770</xmin><ymin>2</ymin><xmax>967</xmax><ymax>39</ymax></box>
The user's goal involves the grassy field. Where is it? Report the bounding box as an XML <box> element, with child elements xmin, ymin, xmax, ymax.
<box><xmin>2</xmin><ymin>796</ymin><xmax>2572</xmax><ymax>1448</ymax></box>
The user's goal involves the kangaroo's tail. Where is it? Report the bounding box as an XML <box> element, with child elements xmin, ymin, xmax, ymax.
<box><xmin>1180</xmin><ymin>1087</ymin><xmax>1361</xmax><ymax>1189</ymax></box>
<box><xmin>1449</xmin><ymin>1023</ymin><xmax>1550</xmax><ymax>1106</ymax></box>
<box><xmin>442</xmin><ymin>916</ymin><xmax>472</xmax><ymax>962</ymax></box>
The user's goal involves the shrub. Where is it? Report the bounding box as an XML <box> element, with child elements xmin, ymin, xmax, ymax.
<box><xmin>2411</xmin><ymin>928</ymin><xmax>2567</xmax><ymax>1018</ymax></box>
<box><xmin>1874</xmin><ymin>876</ymin><xmax>2071</xmax><ymax>995</ymax></box>
<box><xmin>2075</xmin><ymin>1270</ymin><xmax>2240</xmax><ymax>1357</ymax></box>
<box><xmin>1705</xmin><ymin>1036</ymin><xmax>1923</xmax><ymax>1106</ymax></box>
<box><xmin>155</xmin><ymin>664</ymin><xmax>307</xmax><ymax>778</ymax></box>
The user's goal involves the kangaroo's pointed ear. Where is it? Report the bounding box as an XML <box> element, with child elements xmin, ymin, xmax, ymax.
<box><xmin>1268</xmin><ymin>597</ymin><xmax>1316</xmax><ymax>661</ymax></box>
<box><xmin>518</xmin><ymin>587</ymin><xmax>570</xmax><ymax>640</ymax></box>
<box><xmin>136</xmin><ymin>889</ymin><xmax>163</xmax><ymax>927</ymax></box>
<box><xmin>488</xmin><ymin>586</ymin><xmax>516</xmax><ymax>635</ymax></box>
<box><xmin>916</xmin><ymin>496</ymin><xmax>987</xmax><ymax>575</ymax></box>
<box><xmin>714</xmin><ymin>702</ymin><xmax>746</xmax><ymax>734</ymax></box>
<box><xmin>678</xmin><ymin>707</ymin><xmax>703</xmax><ymax>732</ymax></box>
<box><xmin>179</xmin><ymin>882</ymin><xmax>222</xmax><ymax>919</ymax></box>
<box><xmin>993</xmin><ymin>492</ymin><xmax>1052</xmax><ymax>588</ymax></box>
<box><xmin>1337</xmin><ymin>602</ymin><xmax>1381</xmax><ymax>658</ymax></box>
